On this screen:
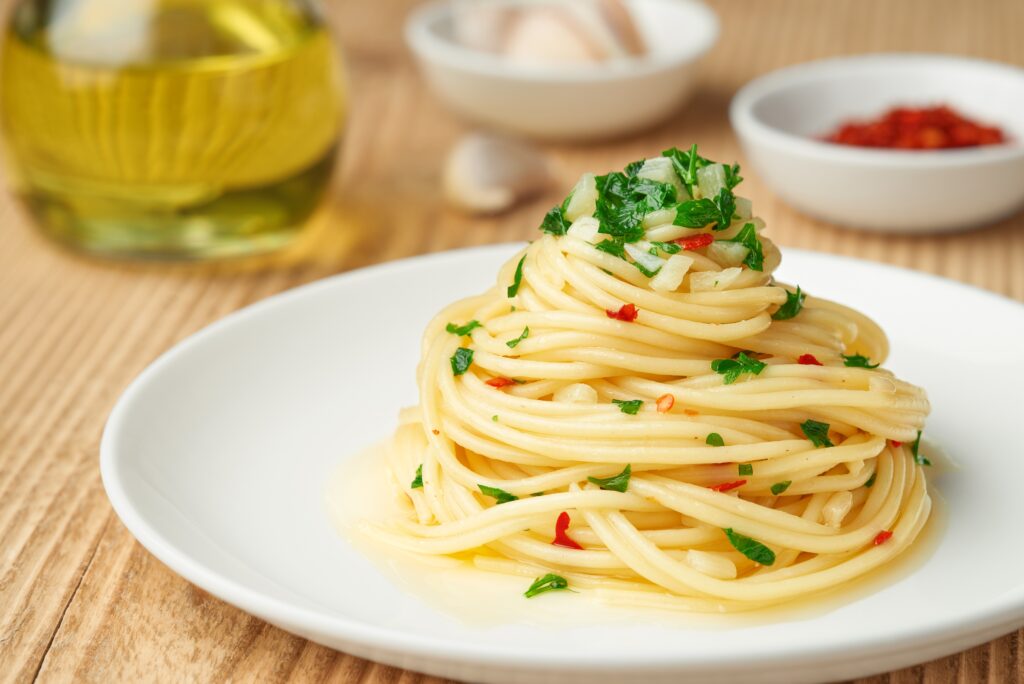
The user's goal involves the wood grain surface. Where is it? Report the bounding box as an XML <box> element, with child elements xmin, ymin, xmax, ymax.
<box><xmin>2</xmin><ymin>0</ymin><xmax>1023</xmax><ymax>682</ymax></box>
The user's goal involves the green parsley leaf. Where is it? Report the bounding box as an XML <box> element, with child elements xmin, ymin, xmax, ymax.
<box><xmin>649</xmin><ymin>240</ymin><xmax>682</xmax><ymax>255</ymax></box>
<box><xmin>662</xmin><ymin>144</ymin><xmax>712</xmax><ymax>196</ymax></box>
<box><xmin>632</xmin><ymin>260</ymin><xmax>661</xmax><ymax>278</ymax></box>
<box><xmin>530</xmin><ymin>491</ymin><xmax>544</xmax><ymax>497</ymax></box>
<box><xmin>711</xmin><ymin>352</ymin><xmax>766</xmax><ymax>384</ymax></box>
<box><xmin>673</xmin><ymin>188</ymin><xmax>736</xmax><ymax>231</ymax></box>
<box><xmin>724</xmin><ymin>528</ymin><xmax>775</xmax><ymax>566</ymax></box>
<box><xmin>446</xmin><ymin>320</ymin><xmax>481</xmax><ymax>336</ymax></box>
<box><xmin>864</xmin><ymin>472</ymin><xmax>877</xmax><ymax>488</ymax></box>
<box><xmin>721</xmin><ymin>222</ymin><xmax>763</xmax><ymax>271</ymax></box>
<box><xmin>587</xmin><ymin>464</ymin><xmax>632</xmax><ymax>492</ymax></box>
<box><xmin>506</xmin><ymin>326</ymin><xmax>530</xmax><ymax>349</ymax></box>
<box><xmin>450</xmin><ymin>347</ymin><xmax>474</xmax><ymax>376</ymax></box>
<box><xmin>623</xmin><ymin>159</ymin><xmax>645</xmax><ymax>176</ymax></box>
<box><xmin>478</xmin><ymin>484</ymin><xmax>518</xmax><ymax>504</ymax></box>
<box><xmin>842</xmin><ymin>354</ymin><xmax>880</xmax><ymax>369</ymax></box>
<box><xmin>595</xmin><ymin>172</ymin><xmax>677</xmax><ymax>242</ymax></box>
<box><xmin>770</xmin><ymin>480</ymin><xmax>791</xmax><ymax>495</ymax></box>
<box><xmin>706</xmin><ymin>433</ymin><xmax>725</xmax><ymax>447</ymax></box>
<box><xmin>410</xmin><ymin>464</ymin><xmax>423</xmax><ymax>489</ymax></box>
<box><xmin>492</xmin><ymin>415</ymin><xmax>499</xmax><ymax>422</ymax></box>
<box><xmin>612</xmin><ymin>399</ymin><xmax>643</xmax><ymax>415</ymax></box>
<box><xmin>772</xmin><ymin>286</ymin><xmax>805</xmax><ymax>320</ymax></box>
<box><xmin>724</xmin><ymin>163</ymin><xmax>743</xmax><ymax>190</ymax></box>
<box><xmin>911</xmin><ymin>430</ymin><xmax>930</xmax><ymax>466</ymax></box>
<box><xmin>507</xmin><ymin>256</ymin><xmax>526</xmax><ymax>297</ymax></box>
<box><xmin>800</xmin><ymin>419</ymin><xmax>833</xmax><ymax>448</ymax></box>
<box><xmin>539</xmin><ymin>205</ymin><xmax>569</xmax><ymax>236</ymax></box>
<box><xmin>738</xmin><ymin>463</ymin><xmax>753</xmax><ymax>476</ymax></box>
<box><xmin>594</xmin><ymin>238</ymin><xmax>626</xmax><ymax>258</ymax></box>
<box><xmin>524</xmin><ymin>573</ymin><xmax>569</xmax><ymax>598</ymax></box>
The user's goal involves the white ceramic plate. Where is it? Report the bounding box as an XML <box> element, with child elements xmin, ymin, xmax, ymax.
<box><xmin>101</xmin><ymin>244</ymin><xmax>1024</xmax><ymax>684</ymax></box>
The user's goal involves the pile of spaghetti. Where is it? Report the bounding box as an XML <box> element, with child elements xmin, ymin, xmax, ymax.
<box><xmin>375</xmin><ymin>147</ymin><xmax>932</xmax><ymax>612</ymax></box>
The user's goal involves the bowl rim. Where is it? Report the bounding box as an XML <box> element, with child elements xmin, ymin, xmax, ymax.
<box><xmin>404</xmin><ymin>0</ymin><xmax>719</xmax><ymax>84</ymax></box>
<box><xmin>729</xmin><ymin>52</ymin><xmax>1024</xmax><ymax>168</ymax></box>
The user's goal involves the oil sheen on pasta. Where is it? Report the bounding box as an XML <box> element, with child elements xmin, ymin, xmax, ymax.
<box><xmin>0</xmin><ymin>0</ymin><xmax>345</xmax><ymax>258</ymax></box>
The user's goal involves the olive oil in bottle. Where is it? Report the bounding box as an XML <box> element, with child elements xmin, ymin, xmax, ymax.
<box><xmin>1</xmin><ymin>0</ymin><xmax>346</xmax><ymax>259</ymax></box>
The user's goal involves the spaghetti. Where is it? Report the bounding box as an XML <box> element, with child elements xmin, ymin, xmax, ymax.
<box><xmin>370</xmin><ymin>147</ymin><xmax>931</xmax><ymax>612</ymax></box>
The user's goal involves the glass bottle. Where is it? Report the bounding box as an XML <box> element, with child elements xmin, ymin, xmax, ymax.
<box><xmin>0</xmin><ymin>0</ymin><xmax>346</xmax><ymax>259</ymax></box>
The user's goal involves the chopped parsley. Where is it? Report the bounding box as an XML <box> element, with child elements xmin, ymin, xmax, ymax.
<box><xmin>478</xmin><ymin>484</ymin><xmax>518</xmax><ymax>504</ymax></box>
<box><xmin>649</xmin><ymin>240</ymin><xmax>682</xmax><ymax>255</ymax></box>
<box><xmin>738</xmin><ymin>463</ymin><xmax>753</xmax><ymax>476</ymax></box>
<box><xmin>539</xmin><ymin>205</ymin><xmax>569</xmax><ymax>236</ymax></box>
<box><xmin>507</xmin><ymin>256</ymin><xmax>526</xmax><ymax>297</ymax></box>
<box><xmin>706</xmin><ymin>433</ymin><xmax>725</xmax><ymax>447</ymax></box>
<box><xmin>723</xmin><ymin>528</ymin><xmax>775</xmax><ymax>566</ymax></box>
<box><xmin>410</xmin><ymin>464</ymin><xmax>423</xmax><ymax>489</ymax></box>
<box><xmin>721</xmin><ymin>222</ymin><xmax>764</xmax><ymax>271</ymax></box>
<box><xmin>842</xmin><ymin>354</ymin><xmax>880</xmax><ymax>368</ymax></box>
<box><xmin>662</xmin><ymin>144</ymin><xmax>711</xmax><ymax>196</ymax></box>
<box><xmin>446</xmin><ymin>320</ymin><xmax>481</xmax><ymax>336</ymax></box>
<box><xmin>623</xmin><ymin>159</ymin><xmax>645</xmax><ymax>176</ymax></box>
<box><xmin>492</xmin><ymin>415</ymin><xmax>499</xmax><ymax>422</ymax></box>
<box><xmin>864</xmin><ymin>472</ymin><xmax>877</xmax><ymax>488</ymax></box>
<box><xmin>770</xmin><ymin>480</ymin><xmax>791</xmax><ymax>495</ymax></box>
<box><xmin>632</xmin><ymin>260</ymin><xmax>660</xmax><ymax>278</ymax></box>
<box><xmin>524</xmin><ymin>573</ymin><xmax>570</xmax><ymax>598</ymax></box>
<box><xmin>911</xmin><ymin>430</ymin><xmax>930</xmax><ymax>466</ymax></box>
<box><xmin>594</xmin><ymin>172</ymin><xmax>677</xmax><ymax>242</ymax></box>
<box><xmin>673</xmin><ymin>188</ymin><xmax>736</xmax><ymax>231</ymax></box>
<box><xmin>724</xmin><ymin>163</ymin><xmax>743</xmax><ymax>190</ymax></box>
<box><xmin>612</xmin><ymin>399</ymin><xmax>643</xmax><ymax>415</ymax></box>
<box><xmin>506</xmin><ymin>326</ymin><xmax>530</xmax><ymax>349</ymax></box>
<box><xmin>772</xmin><ymin>286</ymin><xmax>805</xmax><ymax>320</ymax></box>
<box><xmin>450</xmin><ymin>347</ymin><xmax>474</xmax><ymax>376</ymax></box>
<box><xmin>587</xmin><ymin>464</ymin><xmax>632</xmax><ymax>492</ymax></box>
<box><xmin>711</xmin><ymin>352</ymin><xmax>766</xmax><ymax>384</ymax></box>
<box><xmin>800</xmin><ymin>419</ymin><xmax>833</xmax><ymax>448</ymax></box>
<box><xmin>594</xmin><ymin>238</ymin><xmax>626</xmax><ymax>258</ymax></box>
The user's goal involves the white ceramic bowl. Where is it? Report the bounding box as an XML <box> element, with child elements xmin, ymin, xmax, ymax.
<box><xmin>730</xmin><ymin>54</ymin><xmax>1024</xmax><ymax>233</ymax></box>
<box><xmin>405</xmin><ymin>0</ymin><xmax>718</xmax><ymax>140</ymax></box>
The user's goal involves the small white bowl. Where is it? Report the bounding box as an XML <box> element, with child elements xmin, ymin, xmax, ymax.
<box><xmin>405</xmin><ymin>0</ymin><xmax>718</xmax><ymax>140</ymax></box>
<box><xmin>730</xmin><ymin>54</ymin><xmax>1024</xmax><ymax>233</ymax></box>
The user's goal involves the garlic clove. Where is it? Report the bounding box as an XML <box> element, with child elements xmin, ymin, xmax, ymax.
<box><xmin>443</xmin><ymin>133</ymin><xmax>551</xmax><ymax>215</ymax></box>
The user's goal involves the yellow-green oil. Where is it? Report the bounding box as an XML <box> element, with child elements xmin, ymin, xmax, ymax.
<box><xmin>0</xmin><ymin>0</ymin><xmax>346</xmax><ymax>259</ymax></box>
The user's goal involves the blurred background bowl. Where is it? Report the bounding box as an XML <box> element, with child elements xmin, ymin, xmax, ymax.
<box><xmin>405</xmin><ymin>0</ymin><xmax>718</xmax><ymax>141</ymax></box>
<box><xmin>730</xmin><ymin>54</ymin><xmax>1024</xmax><ymax>233</ymax></box>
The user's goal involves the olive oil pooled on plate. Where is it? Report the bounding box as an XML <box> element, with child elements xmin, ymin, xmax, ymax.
<box><xmin>1</xmin><ymin>0</ymin><xmax>345</xmax><ymax>258</ymax></box>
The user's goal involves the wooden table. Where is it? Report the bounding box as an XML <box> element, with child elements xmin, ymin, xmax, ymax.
<box><xmin>3</xmin><ymin>1</ymin><xmax>1023</xmax><ymax>681</ymax></box>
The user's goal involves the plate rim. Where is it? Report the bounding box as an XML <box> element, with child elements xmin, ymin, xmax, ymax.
<box><xmin>100</xmin><ymin>244</ymin><xmax>1024</xmax><ymax>675</ymax></box>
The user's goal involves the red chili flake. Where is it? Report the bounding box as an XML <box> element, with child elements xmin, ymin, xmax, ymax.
<box><xmin>606</xmin><ymin>303</ymin><xmax>639</xmax><ymax>322</ymax></box>
<box><xmin>431</xmin><ymin>429</ymin><xmax>440</xmax><ymax>435</ymax></box>
<box><xmin>709</xmin><ymin>479</ymin><xmax>746</xmax><ymax>493</ymax></box>
<box><xmin>890</xmin><ymin>440</ymin><xmax>903</xmax><ymax>448</ymax></box>
<box><xmin>797</xmin><ymin>354</ymin><xmax>823</xmax><ymax>366</ymax></box>
<box><xmin>485</xmin><ymin>377</ymin><xmax>516</xmax><ymax>388</ymax></box>
<box><xmin>873</xmin><ymin>530</ymin><xmax>894</xmax><ymax>546</ymax></box>
<box><xmin>552</xmin><ymin>511</ymin><xmax>584</xmax><ymax>550</ymax></box>
<box><xmin>823</xmin><ymin>105</ymin><xmax>1006</xmax><ymax>150</ymax></box>
<box><xmin>656</xmin><ymin>394</ymin><xmax>675</xmax><ymax>413</ymax></box>
<box><xmin>672</xmin><ymin>233</ymin><xmax>715</xmax><ymax>251</ymax></box>
<box><xmin>683</xmin><ymin>409</ymin><xmax>699</xmax><ymax>416</ymax></box>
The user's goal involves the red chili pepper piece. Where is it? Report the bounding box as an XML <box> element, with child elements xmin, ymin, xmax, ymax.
<box><xmin>606</xmin><ymin>303</ymin><xmax>639</xmax><ymax>322</ymax></box>
<box><xmin>485</xmin><ymin>377</ymin><xmax>516</xmax><ymax>388</ymax></box>
<box><xmin>709</xmin><ymin>479</ymin><xmax>746</xmax><ymax>493</ymax></box>
<box><xmin>672</xmin><ymin>233</ymin><xmax>715</xmax><ymax>251</ymax></box>
<box><xmin>797</xmin><ymin>354</ymin><xmax>823</xmax><ymax>366</ymax></box>
<box><xmin>873</xmin><ymin>530</ymin><xmax>894</xmax><ymax>546</ymax></box>
<box><xmin>552</xmin><ymin>511</ymin><xmax>584</xmax><ymax>550</ymax></box>
<box><xmin>824</xmin><ymin>105</ymin><xmax>1005</xmax><ymax>150</ymax></box>
<box><xmin>890</xmin><ymin>440</ymin><xmax>903</xmax><ymax>448</ymax></box>
<box><xmin>656</xmin><ymin>394</ymin><xmax>675</xmax><ymax>413</ymax></box>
